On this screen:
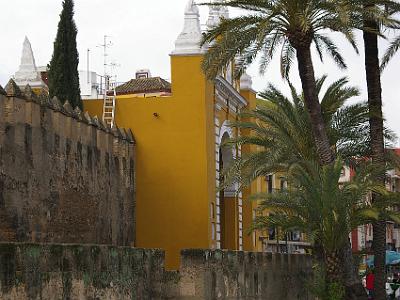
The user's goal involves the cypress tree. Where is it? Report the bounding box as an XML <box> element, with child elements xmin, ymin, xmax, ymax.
<box><xmin>48</xmin><ymin>0</ymin><xmax>82</xmax><ymax>110</ymax></box>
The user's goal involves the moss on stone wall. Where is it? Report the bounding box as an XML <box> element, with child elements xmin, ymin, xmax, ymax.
<box><xmin>0</xmin><ymin>243</ymin><xmax>165</xmax><ymax>299</ymax></box>
<box><xmin>0</xmin><ymin>243</ymin><xmax>312</xmax><ymax>299</ymax></box>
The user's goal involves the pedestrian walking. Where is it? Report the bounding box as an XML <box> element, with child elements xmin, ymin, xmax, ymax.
<box><xmin>366</xmin><ymin>269</ymin><xmax>375</xmax><ymax>299</ymax></box>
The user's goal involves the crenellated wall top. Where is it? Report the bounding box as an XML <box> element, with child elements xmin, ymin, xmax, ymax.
<box><xmin>0</xmin><ymin>79</ymin><xmax>135</xmax><ymax>145</ymax></box>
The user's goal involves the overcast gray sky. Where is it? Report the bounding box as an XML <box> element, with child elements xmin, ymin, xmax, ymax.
<box><xmin>0</xmin><ymin>0</ymin><xmax>399</xmax><ymax>141</ymax></box>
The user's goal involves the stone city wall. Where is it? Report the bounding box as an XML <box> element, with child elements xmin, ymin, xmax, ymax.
<box><xmin>0</xmin><ymin>80</ymin><xmax>135</xmax><ymax>247</ymax></box>
<box><xmin>0</xmin><ymin>244</ymin><xmax>313</xmax><ymax>299</ymax></box>
<box><xmin>0</xmin><ymin>243</ymin><xmax>170</xmax><ymax>299</ymax></box>
<box><xmin>177</xmin><ymin>249</ymin><xmax>313</xmax><ymax>299</ymax></box>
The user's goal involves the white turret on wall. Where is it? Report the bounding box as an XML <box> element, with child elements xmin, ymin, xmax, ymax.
<box><xmin>172</xmin><ymin>0</ymin><xmax>204</xmax><ymax>56</ymax></box>
<box><xmin>14</xmin><ymin>37</ymin><xmax>46</xmax><ymax>89</ymax></box>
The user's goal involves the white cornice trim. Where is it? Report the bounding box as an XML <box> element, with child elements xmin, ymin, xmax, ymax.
<box><xmin>215</xmin><ymin>75</ymin><xmax>248</xmax><ymax>108</ymax></box>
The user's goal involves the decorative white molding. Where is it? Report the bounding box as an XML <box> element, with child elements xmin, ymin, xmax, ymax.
<box><xmin>217</xmin><ymin>120</ymin><xmax>233</xmax><ymax>146</ymax></box>
<box><xmin>171</xmin><ymin>0</ymin><xmax>204</xmax><ymax>56</ymax></box>
<box><xmin>215</xmin><ymin>118</ymin><xmax>243</xmax><ymax>250</ymax></box>
<box><xmin>215</xmin><ymin>102</ymin><xmax>223</xmax><ymax>112</ymax></box>
<box><xmin>217</xmin><ymin>121</ymin><xmax>237</xmax><ymax>196</ymax></box>
<box><xmin>14</xmin><ymin>37</ymin><xmax>45</xmax><ymax>88</ymax></box>
<box><xmin>215</xmin><ymin>76</ymin><xmax>248</xmax><ymax>108</ymax></box>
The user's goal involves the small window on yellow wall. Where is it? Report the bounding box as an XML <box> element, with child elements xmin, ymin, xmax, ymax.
<box><xmin>210</xmin><ymin>203</ymin><xmax>215</xmax><ymax>219</ymax></box>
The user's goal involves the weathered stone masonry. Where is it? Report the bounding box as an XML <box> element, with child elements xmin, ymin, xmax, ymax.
<box><xmin>0</xmin><ymin>80</ymin><xmax>135</xmax><ymax>246</ymax></box>
<box><xmin>0</xmin><ymin>243</ymin><xmax>169</xmax><ymax>299</ymax></box>
<box><xmin>177</xmin><ymin>249</ymin><xmax>313</xmax><ymax>299</ymax></box>
<box><xmin>0</xmin><ymin>245</ymin><xmax>312</xmax><ymax>299</ymax></box>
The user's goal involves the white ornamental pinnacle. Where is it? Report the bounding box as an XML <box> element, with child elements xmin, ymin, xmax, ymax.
<box><xmin>172</xmin><ymin>0</ymin><xmax>204</xmax><ymax>55</ymax></box>
<box><xmin>207</xmin><ymin>0</ymin><xmax>229</xmax><ymax>29</ymax></box>
<box><xmin>207</xmin><ymin>3</ymin><xmax>221</xmax><ymax>28</ymax></box>
<box><xmin>14</xmin><ymin>37</ymin><xmax>44</xmax><ymax>88</ymax></box>
<box><xmin>221</xmin><ymin>5</ymin><xmax>229</xmax><ymax>19</ymax></box>
<box><xmin>240</xmin><ymin>72</ymin><xmax>253</xmax><ymax>91</ymax></box>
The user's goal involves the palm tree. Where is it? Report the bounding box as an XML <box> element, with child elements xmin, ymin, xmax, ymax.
<box><xmin>224</xmin><ymin>76</ymin><xmax>373</xmax><ymax>189</ymax></box>
<box><xmin>201</xmin><ymin>0</ymin><xmax>357</xmax><ymax>166</ymax></box>
<box><xmin>363</xmin><ymin>10</ymin><xmax>389</xmax><ymax>300</ymax></box>
<box><xmin>334</xmin><ymin>2</ymin><xmax>400</xmax><ymax>297</ymax></box>
<box><xmin>223</xmin><ymin>78</ymin><xmax>396</xmax><ymax>299</ymax></box>
<box><xmin>251</xmin><ymin>158</ymin><xmax>400</xmax><ymax>296</ymax></box>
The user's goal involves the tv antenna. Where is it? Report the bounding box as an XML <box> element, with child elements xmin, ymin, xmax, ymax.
<box><xmin>98</xmin><ymin>35</ymin><xmax>114</xmax><ymax>78</ymax></box>
<box><xmin>97</xmin><ymin>35</ymin><xmax>118</xmax><ymax>127</ymax></box>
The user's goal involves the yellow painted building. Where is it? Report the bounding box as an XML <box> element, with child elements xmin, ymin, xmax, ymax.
<box><xmin>83</xmin><ymin>0</ymin><xmax>264</xmax><ymax>269</ymax></box>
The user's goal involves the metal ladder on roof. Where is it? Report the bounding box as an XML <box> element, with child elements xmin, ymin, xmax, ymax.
<box><xmin>102</xmin><ymin>75</ymin><xmax>116</xmax><ymax>127</ymax></box>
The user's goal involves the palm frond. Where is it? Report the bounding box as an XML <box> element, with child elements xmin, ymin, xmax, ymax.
<box><xmin>381</xmin><ymin>34</ymin><xmax>400</xmax><ymax>71</ymax></box>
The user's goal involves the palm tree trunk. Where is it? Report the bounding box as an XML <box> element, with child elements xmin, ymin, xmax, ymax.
<box><xmin>296</xmin><ymin>46</ymin><xmax>367</xmax><ymax>300</ymax></box>
<box><xmin>295</xmin><ymin>46</ymin><xmax>334</xmax><ymax>166</ymax></box>
<box><xmin>363</xmin><ymin>15</ymin><xmax>387</xmax><ymax>300</ymax></box>
<box><xmin>325</xmin><ymin>250</ymin><xmax>342</xmax><ymax>284</ymax></box>
<box><xmin>342</xmin><ymin>237</ymin><xmax>369</xmax><ymax>300</ymax></box>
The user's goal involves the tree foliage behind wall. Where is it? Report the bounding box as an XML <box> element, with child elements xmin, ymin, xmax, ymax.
<box><xmin>48</xmin><ymin>0</ymin><xmax>82</xmax><ymax>110</ymax></box>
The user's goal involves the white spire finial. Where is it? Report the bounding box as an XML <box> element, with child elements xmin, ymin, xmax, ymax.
<box><xmin>220</xmin><ymin>2</ymin><xmax>229</xmax><ymax>19</ymax></box>
<box><xmin>240</xmin><ymin>72</ymin><xmax>253</xmax><ymax>91</ymax></box>
<box><xmin>172</xmin><ymin>0</ymin><xmax>204</xmax><ymax>55</ymax></box>
<box><xmin>207</xmin><ymin>0</ymin><xmax>229</xmax><ymax>29</ymax></box>
<box><xmin>185</xmin><ymin>0</ymin><xmax>199</xmax><ymax>14</ymax></box>
<box><xmin>14</xmin><ymin>36</ymin><xmax>44</xmax><ymax>88</ymax></box>
<box><xmin>207</xmin><ymin>7</ymin><xmax>220</xmax><ymax>28</ymax></box>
